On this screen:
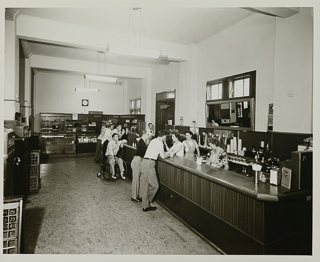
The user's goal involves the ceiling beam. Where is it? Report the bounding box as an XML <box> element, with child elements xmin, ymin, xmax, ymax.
<box><xmin>29</xmin><ymin>55</ymin><xmax>147</xmax><ymax>79</ymax></box>
<box><xmin>243</xmin><ymin>8</ymin><xmax>300</xmax><ymax>18</ymax></box>
<box><xmin>16</xmin><ymin>14</ymin><xmax>188</xmax><ymax>63</ymax></box>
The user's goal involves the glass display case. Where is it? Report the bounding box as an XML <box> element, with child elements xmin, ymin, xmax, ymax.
<box><xmin>40</xmin><ymin>134</ymin><xmax>76</xmax><ymax>155</ymax></box>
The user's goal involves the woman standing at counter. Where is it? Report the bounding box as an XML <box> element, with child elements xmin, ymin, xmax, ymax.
<box><xmin>207</xmin><ymin>137</ymin><xmax>228</xmax><ymax>170</ymax></box>
<box><xmin>183</xmin><ymin>131</ymin><xmax>200</xmax><ymax>160</ymax></box>
<box><xmin>164</xmin><ymin>131</ymin><xmax>184</xmax><ymax>157</ymax></box>
<box><xmin>130</xmin><ymin>131</ymin><xmax>149</xmax><ymax>202</ymax></box>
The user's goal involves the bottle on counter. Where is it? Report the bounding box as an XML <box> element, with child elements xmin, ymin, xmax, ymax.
<box><xmin>254</xmin><ymin>152</ymin><xmax>259</xmax><ymax>162</ymax></box>
<box><xmin>258</xmin><ymin>141</ymin><xmax>265</xmax><ymax>162</ymax></box>
<box><xmin>252</xmin><ymin>163</ymin><xmax>262</xmax><ymax>184</ymax></box>
<box><xmin>265</xmin><ymin>143</ymin><xmax>271</xmax><ymax>161</ymax></box>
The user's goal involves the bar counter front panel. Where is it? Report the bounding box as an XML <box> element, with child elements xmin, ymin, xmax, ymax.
<box><xmin>122</xmin><ymin>145</ymin><xmax>312</xmax><ymax>255</ymax></box>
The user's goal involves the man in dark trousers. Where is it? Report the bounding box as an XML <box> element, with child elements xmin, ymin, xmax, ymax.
<box><xmin>130</xmin><ymin>131</ymin><xmax>149</xmax><ymax>202</ymax></box>
<box><xmin>140</xmin><ymin>131</ymin><xmax>170</xmax><ymax>212</ymax></box>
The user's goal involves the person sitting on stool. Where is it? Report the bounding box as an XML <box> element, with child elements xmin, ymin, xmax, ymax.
<box><xmin>106</xmin><ymin>133</ymin><xmax>127</xmax><ymax>180</ymax></box>
<box><xmin>140</xmin><ymin>131</ymin><xmax>170</xmax><ymax>212</ymax></box>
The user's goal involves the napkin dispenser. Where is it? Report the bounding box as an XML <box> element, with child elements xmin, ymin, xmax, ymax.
<box><xmin>270</xmin><ymin>168</ymin><xmax>281</xmax><ymax>185</ymax></box>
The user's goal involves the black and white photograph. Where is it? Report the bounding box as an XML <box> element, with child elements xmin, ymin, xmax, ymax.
<box><xmin>1</xmin><ymin>0</ymin><xmax>319</xmax><ymax>261</ymax></box>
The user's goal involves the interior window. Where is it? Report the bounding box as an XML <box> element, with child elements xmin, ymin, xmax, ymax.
<box><xmin>129</xmin><ymin>98</ymin><xmax>141</xmax><ymax>114</ymax></box>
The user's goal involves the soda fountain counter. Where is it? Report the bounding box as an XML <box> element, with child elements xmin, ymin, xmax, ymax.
<box><xmin>122</xmin><ymin>144</ymin><xmax>312</xmax><ymax>255</ymax></box>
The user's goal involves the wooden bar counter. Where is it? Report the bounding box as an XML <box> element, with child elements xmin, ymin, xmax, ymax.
<box><xmin>122</xmin><ymin>145</ymin><xmax>312</xmax><ymax>255</ymax></box>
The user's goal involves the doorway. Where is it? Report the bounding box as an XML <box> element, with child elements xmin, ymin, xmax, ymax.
<box><xmin>155</xmin><ymin>90</ymin><xmax>175</xmax><ymax>133</ymax></box>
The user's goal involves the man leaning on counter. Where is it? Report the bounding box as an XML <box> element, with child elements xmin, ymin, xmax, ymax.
<box><xmin>140</xmin><ymin>131</ymin><xmax>170</xmax><ymax>212</ymax></box>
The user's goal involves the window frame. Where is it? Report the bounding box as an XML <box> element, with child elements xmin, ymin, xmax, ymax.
<box><xmin>205</xmin><ymin>71</ymin><xmax>256</xmax><ymax>130</ymax></box>
<box><xmin>129</xmin><ymin>97</ymin><xmax>141</xmax><ymax>115</ymax></box>
<box><xmin>206</xmin><ymin>70</ymin><xmax>256</xmax><ymax>101</ymax></box>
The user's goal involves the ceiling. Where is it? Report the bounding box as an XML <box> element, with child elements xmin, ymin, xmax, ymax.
<box><xmin>10</xmin><ymin>7</ymin><xmax>258</xmax><ymax>73</ymax></box>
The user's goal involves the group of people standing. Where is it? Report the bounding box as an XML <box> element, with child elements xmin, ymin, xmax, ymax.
<box><xmin>95</xmin><ymin>122</ymin><xmax>228</xmax><ymax>212</ymax></box>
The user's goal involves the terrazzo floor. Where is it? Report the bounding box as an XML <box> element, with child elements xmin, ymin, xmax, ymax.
<box><xmin>21</xmin><ymin>155</ymin><xmax>222</xmax><ymax>255</ymax></box>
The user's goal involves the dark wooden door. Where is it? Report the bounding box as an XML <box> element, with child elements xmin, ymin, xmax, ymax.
<box><xmin>156</xmin><ymin>100</ymin><xmax>175</xmax><ymax>133</ymax></box>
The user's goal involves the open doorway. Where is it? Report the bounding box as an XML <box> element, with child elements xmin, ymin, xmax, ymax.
<box><xmin>155</xmin><ymin>90</ymin><xmax>175</xmax><ymax>133</ymax></box>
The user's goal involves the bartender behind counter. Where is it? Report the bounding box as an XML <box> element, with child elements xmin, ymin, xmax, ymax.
<box><xmin>207</xmin><ymin>137</ymin><xmax>228</xmax><ymax>170</ymax></box>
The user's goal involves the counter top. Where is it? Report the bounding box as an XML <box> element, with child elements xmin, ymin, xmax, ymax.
<box><xmin>160</xmin><ymin>156</ymin><xmax>311</xmax><ymax>202</ymax></box>
<box><xmin>124</xmin><ymin>144</ymin><xmax>311</xmax><ymax>202</ymax></box>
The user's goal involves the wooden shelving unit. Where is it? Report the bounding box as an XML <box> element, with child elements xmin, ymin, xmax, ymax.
<box><xmin>39</xmin><ymin>113</ymin><xmax>145</xmax><ymax>155</ymax></box>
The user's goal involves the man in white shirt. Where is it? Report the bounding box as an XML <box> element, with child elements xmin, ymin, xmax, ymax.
<box><xmin>103</xmin><ymin>124</ymin><xmax>116</xmax><ymax>143</ymax></box>
<box><xmin>106</xmin><ymin>133</ymin><xmax>127</xmax><ymax>179</ymax></box>
<box><xmin>140</xmin><ymin>131</ymin><xmax>170</xmax><ymax>212</ymax></box>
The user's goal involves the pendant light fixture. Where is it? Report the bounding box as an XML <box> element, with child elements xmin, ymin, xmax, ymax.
<box><xmin>84</xmin><ymin>51</ymin><xmax>118</xmax><ymax>83</ymax></box>
<box><xmin>107</xmin><ymin>8</ymin><xmax>161</xmax><ymax>59</ymax></box>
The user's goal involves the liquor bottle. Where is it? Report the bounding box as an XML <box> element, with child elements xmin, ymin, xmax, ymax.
<box><xmin>252</xmin><ymin>145</ymin><xmax>256</xmax><ymax>159</ymax></box>
<box><xmin>265</xmin><ymin>143</ymin><xmax>271</xmax><ymax>161</ymax></box>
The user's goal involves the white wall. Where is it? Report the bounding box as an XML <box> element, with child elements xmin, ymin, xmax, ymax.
<box><xmin>34</xmin><ymin>72</ymin><xmax>124</xmax><ymax>132</ymax></box>
<box><xmin>150</xmin><ymin>62</ymin><xmax>180</xmax><ymax>125</ymax></box>
<box><xmin>149</xmin><ymin>10</ymin><xmax>313</xmax><ymax>134</ymax></box>
<box><xmin>273</xmin><ymin>8</ymin><xmax>313</xmax><ymax>133</ymax></box>
<box><xmin>126</xmin><ymin>79</ymin><xmax>143</xmax><ymax>103</ymax></box>
<box><xmin>195</xmin><ymin>14</ymin><xmax>276</xmax><ymax>131</ymax></box>
<box><xmin>178</xmin><ymin>44</ymin><xmax>198</xmax><ymax>127</ymax></box>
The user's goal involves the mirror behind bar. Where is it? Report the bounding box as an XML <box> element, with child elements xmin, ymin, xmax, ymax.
<box><xmin>206</xmin><ymin>98</ymin><xmax>255</xmax><ymax>131</ymax></box>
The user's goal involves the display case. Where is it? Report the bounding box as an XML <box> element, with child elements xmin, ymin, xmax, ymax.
<box><xmin>65</xmin><ymin>119</ymin><xmax>88</xmax><ymax>133</ymax></box>
<box><xmin>3</xmin><ymin>197</ymin><xmax>23</xmax><ymax>254</ymax></box>
<box><xmin>76</xmin><ymin>134</ymin><xmax>97</xmax><ymax>153</ymax></box>
<box><xmin>40</xmin><ymin>134</ymin><xmax>76</xmax><ymax>155</ymax></box>
<box><xmin>40</xmin><ymin>113</ymin><xmax>67</xmax><ymax>132</ymax></box>
<box><xmin>101</xmin><ymin>115</ymin><xmax>119</xmax><ymax>127</ymax></box>
<box><xmin>39</xmin><ymin>113</ymin><xmax>144</xmax><ymax>155</ymax></box>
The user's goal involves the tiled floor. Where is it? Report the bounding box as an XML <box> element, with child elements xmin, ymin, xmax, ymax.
<box><xmin>22</xmin><ymin>155</ymin><xmax>222</xmax><ymax>255</ymax></box>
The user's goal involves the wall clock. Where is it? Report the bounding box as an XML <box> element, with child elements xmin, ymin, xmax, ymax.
<box><xmin>82</xmin><ymin>99</ymin><xmax>89</xmax><ymax>106</ymax></box>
